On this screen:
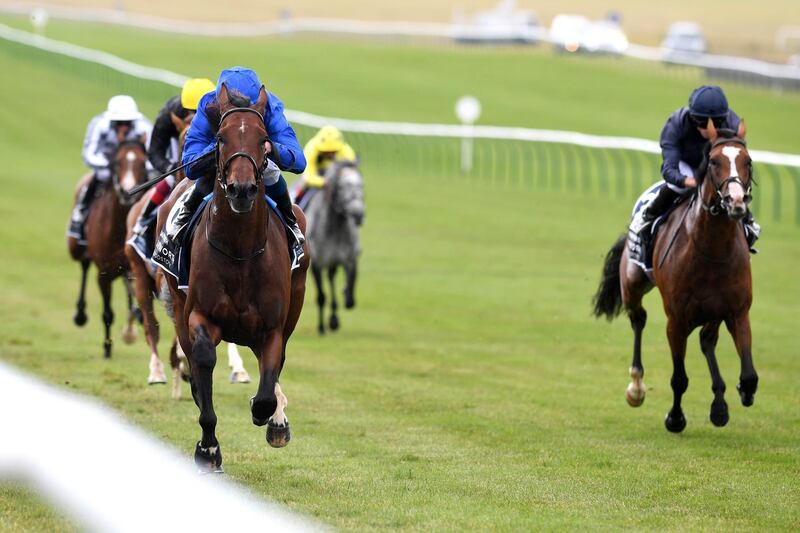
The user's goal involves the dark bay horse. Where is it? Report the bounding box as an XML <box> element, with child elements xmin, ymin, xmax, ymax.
<box><xmin>68</xmin><ymin>138</ymin><xmax>148</xmax><ymax>358</ymax></box>
<box><xmin>156</xmin><ymin>84</ymin><xmax>309</xmax><ymax>472</ymax></box>
<box><xmin>593</xmin><ymin>120</ymin><xmax>758</xmax><ymax>432</ymax></box>
<box><xmin>305</xmin><ymin>161</ymin><xmax>365</xmax><ymax>334</ymax></box>
<box><xmin>125</xmin><ymin>120</ymin><xmax>252</xmax><ymax>395</ymax></box>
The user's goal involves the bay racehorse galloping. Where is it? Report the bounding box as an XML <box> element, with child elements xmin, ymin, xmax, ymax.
<box><xmin>156</xmin><ymin>84</ymin><xmax>309</xmax><ymax>472</ymax></box>
<box><xmin>593</xmin><ymin>120</ymin><xmax>758</xmax><ymax>432</ymax></box>
<box><xmin>68</xmin><ymin>138</ymin><xmax>148</xmax><ymax>358</ymax></box>
<box><xmin>125</xmin><ymin>121</ymin><xmax>251</xmax><ymax>396</ymax></box>
<box><xmin>305</xmin><ymin>160</ymin><xmax>365</xmax><ymax>334</ymax></box>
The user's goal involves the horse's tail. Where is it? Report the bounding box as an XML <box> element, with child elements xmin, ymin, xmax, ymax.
<box><xmin>592</xmin><ymin>234</ymin><xmax>626</xmax><ymax>320</ymax></box>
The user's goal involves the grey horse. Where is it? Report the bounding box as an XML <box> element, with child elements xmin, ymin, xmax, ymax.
<box><xmin>303</xmin><ymin>160</ymin><xmax>365</xmax><ymax>334</ymax></box>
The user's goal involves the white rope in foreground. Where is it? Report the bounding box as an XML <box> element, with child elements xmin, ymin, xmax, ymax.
<box><xmin>0</xmin><ymin>362</ymin><xmax>319</xmax><ymax>532</ymax></box>
<box><xmin>1</xmin><ymin>22</ymin><xmax>799</xmax><ymax>168</ymax></box>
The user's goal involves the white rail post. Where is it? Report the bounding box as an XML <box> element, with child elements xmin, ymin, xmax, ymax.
<box><xmin>456</xmin><ymin>95</ymin><xmax>481</xmax><ymax>173</ymax></box>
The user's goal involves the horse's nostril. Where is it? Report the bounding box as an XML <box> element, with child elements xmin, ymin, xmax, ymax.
<box><xmin>247</xmin><ymin>183</ymin><xmax>258</xmax><ymax>197</ymax></box>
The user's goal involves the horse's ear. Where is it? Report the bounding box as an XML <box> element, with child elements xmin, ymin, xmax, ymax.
<box><xmin>707</xmin><ymin>117</ymin><xmax>718</xmax><ymax>143</ymax></box>
<box><xmin>737</xmin><ymin>119</ymin><xmax>747</xmax><ymax>139</ymax></box>
<box><xmin>218</xmin><ymin>83</ymin><xmax>231</xmax><ymax>111</ymax></box>
<box><xmin>170</xmin><ymin>111</ymin><xmax>184</xmax><ymax>131</ymax></box>
<box><xmin>253</xmin><ymin>85</ymin><xmax>267</xmax><ymax>116</ymax></box>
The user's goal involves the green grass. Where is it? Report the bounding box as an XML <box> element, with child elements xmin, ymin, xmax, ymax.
<box><xmin>1</xmin><ymin>22</ymin><xmax>800</xmax><ymax>531</ymax></box>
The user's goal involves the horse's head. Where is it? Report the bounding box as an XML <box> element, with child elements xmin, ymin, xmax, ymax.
<box><xmin>215</xmin><ymin>83</ymin><xmax>268</xmax><ymax>214</ymax></box>
<box><xmin>326</xmin><ymin>161</ymin><xmax>365</xmax><ymax>226</ymax></box>
<box><xmin>112</xmin><ymin>137</ymin><xmax>148</xmax><ymax>206</ymax></box>
<box><xmin>699</xmin><ymin>119</ymin><xmax>752</xmax><ymax>221</ymax></box>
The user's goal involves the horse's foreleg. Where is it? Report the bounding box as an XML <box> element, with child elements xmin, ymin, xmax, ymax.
<box><xmin>169</xmin><ymin>337</ymin><xmax>183</xmax><ymax>400</ymax></box>
<box><xmin>131</xmin><ymin>267</ymin><xmax>166</xmax><ymax>385</ymax></box>
<box><xmin>187</xmin><ymin>318</ymin><xmax>222</xmax><ymax>473</ymax></box>
<box><xmin>121</xmin><ymin>275</ymin><xmax>138</xmax><ymax>345</ymax></box>
<box><xmin>328</xmin><ymin>266</ymin><xmax>339</xmax><ymax>331</ymax></box>
<box><xmin>98</xmin><ymin>273</ymin><xmax>114</xmax><ymax>359</ymax></box>
<box><xmin>312</xmin><ymin>264</ymin><xmax>325</xmax><ymax>335</ymax></box>
<box><xmin>664</xmin><ymin>319</ymin><xmax>689</xmax><ymax>433</ymax></box>
<box><xmin>726</xmin><ymin>314</ymin><xmax>758</xmax><ymax>407</ymax></box>
<box><xmin>626</xmin><ymin>306</ymin><xmax>647</xmax><ymax>407</ymax></box>
<box><xmin>252</xmin><ymin>331</ymin><xmax>291</xmax><ymax>448</ymax></box>
<box><xmin>700</xmin><ymin>321</ymin><xmax>728</xmax><ymax>426</ymax></box>
<box><xmin>227</xmin><ymin>343</ymin><xmax>251</xmax><ymax>384</ymax></box>
<box><xmin>344</xmin><ymin>260</ymin><xmax>357</xmax><ymax>309</ymax></box>
<box><xmin>74</xmin><ymin>259</ymin><xmax>90</xmax><ymax>326</ymax></box>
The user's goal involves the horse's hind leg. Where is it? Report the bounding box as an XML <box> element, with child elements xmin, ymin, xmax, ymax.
<box><xmin>98</xmin><ymin>273</ymin><xmax>114</xmax><ymax>359</ymax></box>
<box><xmin>700</xmin><ymin>321</ymin><xmax>728</xmax><ymax>426</ymax></box>
<box><xmin>726</xmin><ymin>313</ymin><xmax>758</xmax><ymax>407</ymax></box>
<box><xmin>187</xmin><ymin>320</ymin><xmax>222</xmax><ymax>473</ymax></box>
<box><xmin>620</xmin><ymin>254</ymin><xmax>649</xmax><ymax>407</ymax></box>
<box><xmin>664</xmin><ymin>319</ymin><xmax>689</xmax><ymax>433</ymax></box>
<box><xmin>227</xmin><ymin>343</ymin><xmax>251</xmax><ymax>384</ymax></box>
<box><xmin>327</xmin><ymin>266</ymin><xmax>339</xmax><ymax>331</ymax></box>
<box><xmin>312</xmin><ymin>264</ymin><xmax>325</xmax><ymax>335</ymax></box>
<box><xmin>121</xmin><ymin>275</ymin><xmax>138</xmax><ymax>345</ymax></box>
<box><xmin>344</xmin><ymin>260</ymin><xmax>357</xmax><ymax>309</ymax></box>
<box><xmin>252</xmin><ymin>331</ymin><xmax>291</xmax><ymax>448</ymax></box>
<box><xmin>74</xmin><ymin>259</ymin><xmax>90</xmax><ymax>326</ymax></box>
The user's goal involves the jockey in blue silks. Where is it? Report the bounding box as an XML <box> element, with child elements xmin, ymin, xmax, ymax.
<box><xmin>165</xmin><ymin>66</ymin><xmax>306</xmax><ymax>250</ymax></box>
<box><xmin>638</xmin><ymin>85</ymin><xmax>760</xmax><ymax>253</ymax></box>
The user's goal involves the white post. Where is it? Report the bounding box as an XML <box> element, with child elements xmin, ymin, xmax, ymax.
<box><xmin>30</xmin><ymin>8</ymin><xmax>48</xmax><ymax>35</ymax></box>
<box><xmin>455</xmin><ymin>96</ymin><xmax>481</xmax><ymax>173</ymax></box>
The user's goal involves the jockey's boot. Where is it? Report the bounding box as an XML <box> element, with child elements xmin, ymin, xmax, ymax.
<box><xmin>68</xmin><ymin>174</ymin><xmax>100</xmax><ymax>240</ymax></box>
<box><xmin>275</xmin><ymin>188</ymin><xmax>305</xmax><ymax>246</ymax></box>
<box><xmin>152</xmin><ymin>178</ymin><xmax>211</xmax><ymax>269</ymax></box>
<box><xmin>743</xmin><ymin>211</ymin><xmax>760</xmax><ymax>254</ymax></box>
<box><xmin>639</xmin><ymin>185</ymin><xmax>680</xmax><ymax>253</ymax></box>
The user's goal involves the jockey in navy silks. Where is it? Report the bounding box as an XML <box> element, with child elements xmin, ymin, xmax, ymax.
<box><xmin>638</xmin><ymin>85</ymin><xmax>760</xmax><ymax>253</ymax></box>
<box><xmin>161</xmin><ymin>67</ymin><xmax>306</xmax><ymax>258</ymax></box>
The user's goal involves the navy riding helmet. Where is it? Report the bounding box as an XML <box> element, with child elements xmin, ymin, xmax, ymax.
<box><xmin>688</xmin><ymin>85</ymin><xmax>728</xmax><ymax>118</ymax></box>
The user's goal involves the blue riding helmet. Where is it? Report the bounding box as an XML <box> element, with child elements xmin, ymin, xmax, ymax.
<box><xmin>688</xmin><ymin>85</ymin><xmax>728</xmax><ymax>118</ymax></box>
<box><xmin>217</xmin><ymin>66</ymin><xmax>262</xmax><ymax>104</ymax></box>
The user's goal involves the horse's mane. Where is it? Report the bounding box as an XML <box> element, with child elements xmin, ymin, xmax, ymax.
<box><xmin>323</xmin><ymin>160</ymin><xmax>360</xmax><ymax>182</ymax></box>
<box><xmin>205</xmin><ymin>89</ymin><xmax>253</xmax><ymax>132</ymax></box>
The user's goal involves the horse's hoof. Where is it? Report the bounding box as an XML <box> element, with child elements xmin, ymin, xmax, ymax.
<box><xmin>318</xmin><ymin>325</ymin><xmax>325</xmax><ymax>336</ymax></box>
<box><xmin>73</xmin><ymin>311</ymin><xmax>88</xmax><ymax>327</ymax></box>
<box><xmin>194</xmin><ymin>441</ymin><xmax>222</xmax><ymax>473</ymax></box>
<box><xmin>229</xmin><ymin>370</ymin><xmax>251</xmax><ymax>384</ymax></box>
<box><xmin>329</xmin><ymin>315</ymin><xmax>339</xmax><ymax>331</ymax></box>
<box><xmin>266</xmin><ymin>421</ymin><xmax>291</xmax><ymax>448</ymax></box>
<box><xmin>148</xmin><ymin>376</ymin><xmax>167</xmax><ymax>385</ymax></box>
<box><xmin>133</xmin><ymin>308</ymin><xmax>144</xmax><ymax>324</ymax></box>
<box><xmin>103</xmin><ymin>340</ymin><xmax>112</xmax><ymax>359</ymax></box>
<box><xmin>664</xmin><ymin>409</ymin><xmax>687</xmax><ymax>433</ymax></box>
<box><xmin>625</xmin><ymin>382</ymin><xmax>646</xmax><ymax>407</ymax></box>
<box><xmin>709</xmin><ymin>400</ymin><xmax>729</xmax><ymax>427</ymax></box>
<box><xmin>344</xmin><ymin>296</ymin><xmax>355</xmax><ymax>309</ymax></box>
<box><xmin>121</xmin><ymin>327</ymin><xmax>137</xmax><ymax>345</ymax></box>
<box><xmin>737</xmin><ymin>383</ymin><xmax>755</xmax><ymax>407</ymax></box>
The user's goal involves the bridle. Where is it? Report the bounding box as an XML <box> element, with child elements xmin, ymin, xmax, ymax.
<box><xmin>215</xmin><ymin>107</ymin><xmax>266</xmax><ymax>192</ymax></box>
<box><xmin>110</xmin><ymin>140</ymin><xmax>147</xmax><ymax>207</ymax></box>
<box><xmin>700</xmin><ymin>137</ymin><xmax>753</xmax><ymax>217</ymax></box>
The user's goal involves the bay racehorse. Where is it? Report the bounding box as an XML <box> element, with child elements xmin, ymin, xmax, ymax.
<box><xmin>156</xmin><ymin>84</ymin><xmax>309</xmax><ymax>472</ymax></box>
<box><xmin>305</xmin><ymin>160</ymin><xmax>365</xmax><ymax>334</ymax></box>
<box><xmin>68</xmin><ymin>137</ymin><xmax>148</xmax><ymax>358</ymax></box>
<box><xmin>125</xmin><ymin>120</ymin><xmax>251</xmax><ymax>396</ymax></box>
<box><xmin>593</xmin><ymin>120</ymin><xmax>758</xmax><ymax>432</ymax></box>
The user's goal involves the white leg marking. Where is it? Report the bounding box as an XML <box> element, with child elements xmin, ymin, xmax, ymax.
<box><xmin>269</xmin><ymin>383</ymin><xmax>288</xmax><ymax>426</ymax></box>
<box><xmin>626</xmin><ymin>366</ymin><xmax>647</xmax><ymax>407</ymax></box>
<box><xmin>227</xmin><ymin>343</ymin><xmax>251</xmax><ymax>383</ymax></box>
<box><xmin>171</xmin><ymin>367</ymin><xmax>182</xmax><ymax>400</ymax></box>
<box><xmin>148</xmin><ymin>352</ymin><xmax>167</xmax><ymax>384</ymax></box>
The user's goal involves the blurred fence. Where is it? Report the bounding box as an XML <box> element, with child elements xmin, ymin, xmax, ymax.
<box><xmin>2</xmin><ymin>22</ymin><xmax>799</xmax><ymax>227</ymax></box>
<box><xmin>4</xmin><ymin>3</ymin><xmax>800</xmax><ymax>90</ymax></box>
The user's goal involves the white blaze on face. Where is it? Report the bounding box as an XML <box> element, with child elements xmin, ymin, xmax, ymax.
<box><xmin>121</xmin><ymin>151</ymin><xmax>137</xmax><ymax>191</ymax></box>
<box><xmin>721</xmin><ymin>146</ymin><xmax>745</xmax><ymax>204</ymax></box>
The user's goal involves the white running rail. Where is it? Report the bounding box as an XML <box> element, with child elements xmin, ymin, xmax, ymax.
<box><xmin>0</xmin><ymin>362</ymin><xmax>318</xmax><ymax>532</ymax></box>
<box><xmin>1</xmin><ymin>21</ymin><xmax>799</xmax><ymax>168</ymax></box>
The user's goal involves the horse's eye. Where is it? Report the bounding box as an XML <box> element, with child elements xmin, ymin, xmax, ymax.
<box><xmin>216</xmin><ymin>135</ymin><xmax>225</xmax><ymax>145</ymax></box>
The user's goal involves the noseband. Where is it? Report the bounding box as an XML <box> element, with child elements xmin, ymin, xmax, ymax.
<box><xmin>216</xmin><ymin>107</ymin><xmax>266</xmax><ymax>190</ymax></box>
<box><xmin>701</xmin><ymin>138</ymin><xmax>753</xmax><ymax>216</ymax></box>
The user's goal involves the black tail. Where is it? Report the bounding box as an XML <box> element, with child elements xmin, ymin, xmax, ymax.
<box><xmin>592</xmin><ymin>235</ymin><xmax>626</xmax><ymax>320</ymax></box>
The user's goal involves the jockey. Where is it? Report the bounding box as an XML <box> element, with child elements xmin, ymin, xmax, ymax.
<box><xmin>294</xmin><ymin>125</ymin><xmax>356</xmax><ymax>205</ymax></box>
<box><xmin>639</xmin><ymin>85</ymin><xmax>760</xmax><ymax>253</ymax></box>
<box><xmin>129</xmin><ymin>78</ymin><xmax>215</xmax><ymax>241</ymax></box>
<box><xmin>68</xmin><ymin>95</ymin><xmax>152</xmax><ymax>240</ymax></box>
<box><xmin>164</xmin><ymin>66</ymin><xmax>306</xmax><ymax>250</ymax></box>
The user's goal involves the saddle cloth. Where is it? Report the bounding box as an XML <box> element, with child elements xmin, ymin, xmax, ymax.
<box><xmin>627</xmin><ymin>181</ymin><xmax>684</xmax><ymax>271</ymax></box>
<box><xmin>152</xmin><ymin>187</ymin><xmax>304</xmax><ymax>291</ymax></box>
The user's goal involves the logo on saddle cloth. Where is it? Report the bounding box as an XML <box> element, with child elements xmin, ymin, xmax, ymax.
<box><xmin>627</xmin><ymin>182</ymin><xmax>683</xmax><ymax>272</ymax></box>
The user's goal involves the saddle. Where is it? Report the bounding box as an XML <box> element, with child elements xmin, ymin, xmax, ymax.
<box><xmin>152</xmin><ymin>190</ymin><xmax>304</xmax><ymax>291</ymax></box>
<box><xmin>627</xmin><ymin>182</ymin><xmax>687</xmax><ymax>271</ymax></box>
